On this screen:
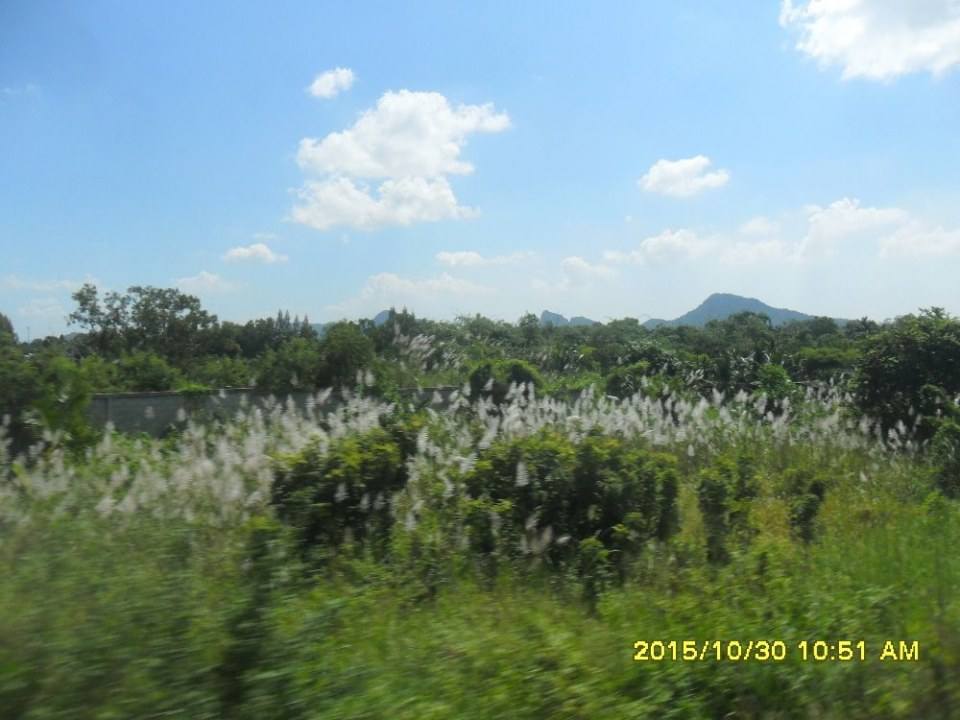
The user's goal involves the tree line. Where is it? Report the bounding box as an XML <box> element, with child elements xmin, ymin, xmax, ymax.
<box><xmin>2</xmin><ymin>283</ymin><xmax>959</xmax><ymax>456</ymax></box>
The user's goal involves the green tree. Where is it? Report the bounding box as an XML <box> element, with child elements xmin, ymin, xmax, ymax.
<box><xmin>256</xmin><ymin>337</ymin><xmax>322</xmax><ymax>394</ymax></box>
<box><xmin>193</xmin><ymin>356</ymin><xmax>253</xmax><ymax>388</ymax></box>
<box><xmin>0</xmin><ymin>311</ymin><xmax>15</xmax><ymax>344</ymax></box>
<box><xmin>0</xmin><ymin>343</ymin><xmax>40</xmax><ymax>449</ymax></box>
<box><xmin>69</xmin><ymin>284</ymin><xmax>218</xmax><ymax>364</ymax></box>
<box><xmin>117</xmin><ymin>352</ymin><xmax>180</xmax><ymax>391</ymax></box>
<box><xmin>517</xmin><ymin>313</ymin><xmax>540</xmax><ymax>346</ymax></box>
<box><xmin>30</xmin><ymin>354</ymin><xmax>97</xmax><ymax>449</ymax></box>
<box><xmin>319</xmin><ymin>322</ymin><xmax>374</xmax><ymax>387</ymax></box>
<box><xmin>853</xmin><ymin>308</ymin><xmax>960</xmax><ymax>439</ymax></box>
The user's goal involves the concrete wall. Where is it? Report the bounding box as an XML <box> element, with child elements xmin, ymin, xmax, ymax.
<box><xmin>87</xmin><ymin>387</ymin><xmax>463</xmax><ymax>436</ymax></box>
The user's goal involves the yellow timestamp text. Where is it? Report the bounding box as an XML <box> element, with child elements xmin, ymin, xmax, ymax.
<box><xmin>632</xmin><ymin>640</ymin><xmax>920</xmax><ymax>663</ymax></box>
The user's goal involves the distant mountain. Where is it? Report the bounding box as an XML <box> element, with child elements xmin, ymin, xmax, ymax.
<box><xmin>643</xmin><ymin>293</ymin><xmax>826</xmax><ymax>329</ymax></box>
<box><xmin>540</xmin><ymin>310</ymin><xmax>598</xmax><ymax>327</ymax></box>
<box><xmin>313</xmin><ymin>309</ymin><xmax>390</xmax><ymax>337</ymax></box>
<box><xmin>540</xmin><ymin>310</ymin><xmax>568</xmax><ymax>327</ymax></box>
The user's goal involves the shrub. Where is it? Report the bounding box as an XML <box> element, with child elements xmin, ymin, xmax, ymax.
<box><xmin>930</xmin><ymin>418</ymin><xmax>960</xmax><ymax>497</ymax></box>
<box><xmin>853</xmin><ymin>308</ymin><xmax>960</xmax><ymax>439</ymax></box>
<box><xmin>603</xmin><ymin>361</ymin><xmax>650</xmax><ymax>398</ymax></box>
<box><xmin>193</xmin><ymin>356</ymin><xmax>253</xmax><ymax>388</ymax></box>
<box><xmin>463</xmin><ymin>430</ymin><xmax>678</xmax><ymax>571</ymax></box>
<box><xmin>318</xmin><ymin>322</ymin><xmax>374</xmax><ymax>388</ymax></box>
<box><xmin>697</xmin><ymin>450</ymin><xmax>760</xmax><ymax>564</ymax></box>
<box><xmin>777</xmin><ymin>467</ymin><xmax>827</xmax><ymax>542</ymax></box>
<box><xmin>468</xmin><ymin>359</ymin><xmax>542</xmax><ymax>404</ymax></box>
<box><xmin>255</xmin><ymin>337</ymin><xmax>322</xmax><ymax>394</ymax></box>
<box><xmin>117</xmin><ymin>351</ymin><xmax>180</xmax><ymax>391</ymax></box>
<box><xmin>271</xmin><ymin>429</ymin><xmax>404</xmax><ymax>559</ymax></box>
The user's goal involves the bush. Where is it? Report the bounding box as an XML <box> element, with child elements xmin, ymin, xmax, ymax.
<box><xmin>697</xmin><ymin>450</ymin><xmax>759</xmax><ymax>564</ymax></box>
<box><xmin>271</xmin><ymin>429</ymin><xmax>404</xmax><ymax>559</ymax></box>
<box><xmin>930</xmin><ymin>418</ymin><xmax>960</xmax><ymax>497</ymax></box>
<box><xmin>463</xmin><ymin>430</ymin><xmax>678</xmax><ymax>570</ymax></box>
<box><xmin>853</xmin><ymin>308</ymin><xmax>960</xmax><ymax>439</ymax></box>
<box><xmin>468</xmin><ymin>359</ymin><xmax>542</xmax><ymax>404</ymax></box>
<box><xmin>777</xmin><ymin>467</ymin><xmax>827</xmax><ymax>542</ymax></box>
<box><xmin>319</xmin><ymin>322</ymin><xmax>374</xmax><ymax>388</ymax></box>
<box><xmin>117</xmin><ymin>351</ymin><xmax>180</xmax><ymax>391</ymax></box>
<box><xmin>30</xmin><ymin>355</ymin><xmax>98</xmax><ymax>450</ymax></box>
<box><xmin>0</xmin><ymin>344</ymin><xmax>40</xmax><ymax>449</ymax></box>
<box><xmin>255</xmin><ymin>338</ymin><xmax>321</xmax><ymax>394</ymax></box>
<box><xmin>603</xmin><ymin>361</ymin><xmax>650</xmax><ymax>398</ymax></box>
<box><xmin>193</xmin><ymin>356</ymin><xmax>253</xmax><ymax>388</ymax></box>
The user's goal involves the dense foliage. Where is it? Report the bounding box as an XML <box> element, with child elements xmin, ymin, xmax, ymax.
<box><xmin>2</xmin><ymin>291</ymin><xmax>960</xmax><ymax>717</ymax></box>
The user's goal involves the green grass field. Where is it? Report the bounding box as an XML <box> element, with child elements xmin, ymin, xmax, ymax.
<box><xmin>2</xmin><ymin>386</ymin><xmax>958</xmax><ymax>719</ymax></box>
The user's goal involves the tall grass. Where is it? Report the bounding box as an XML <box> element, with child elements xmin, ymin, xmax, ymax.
<box><xmin>0</xmin><ymin>382</ymin><xmax>957</xmax><ymax>718</ymax></box>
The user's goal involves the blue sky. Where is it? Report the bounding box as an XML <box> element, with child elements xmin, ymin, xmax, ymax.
<box><xmin>2</xmin><ymin>0</ymin><xmax>959</xmax><ymax>337</ymax></box>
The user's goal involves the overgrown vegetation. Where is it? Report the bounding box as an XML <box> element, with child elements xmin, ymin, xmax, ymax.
<box><xmin>2</xmin><ymin>296</ymin><xmax>960</xmax><ymax>717</ymax></box>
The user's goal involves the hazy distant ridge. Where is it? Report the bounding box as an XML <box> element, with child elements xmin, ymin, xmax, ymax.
<box><xmin>642</xmin><ymin>293</ymin><xmax>829</xmax><ymax>328</ymax></box>
<box><xmin>316</xmin><ymin>295</ymin><xmax>838</xmax><ymax>330</ymax></box>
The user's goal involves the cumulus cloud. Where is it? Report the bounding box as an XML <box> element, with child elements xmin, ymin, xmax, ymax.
<box><xmin>879</xmin><ymin>221</ymin><xmax>960</xmax><ymax>257</ymax></box>
<box><xmin>795</xmin><ymin>197</ymin><xmax>908</xmax><ymax>259</ymax></box>
<box><xmin>308</xmin><ymin>67</ymin><xmax>355</xmax><ymax>98</ymax></box>
<box><xmin>325</xmin><ymin>271</ymin><xmax>493</xmax><ymax>318</ymax></box>
<box><xmin>17</xmin><ymin>297</ymin><xmax>66</xmax><ymax>321</ymax></box>
<box><xmin>435</xmin><ymin>250</ymin><xmax>532</xmax><ymax>267</ymax></box>
<box><xmin>528</xmin><ymin>257</ymin><xmax>617</xmax><ymax>294</ymax></box>
<box><xmin>739</xmin><ymin>216</ymin><xmax>780</xmax><ymax>237</ymax></box>
<box><xmin>223</xmin><ymin>242</ymin><xmax>288</xmax><ymax>264</ymax></box>
<box><xmin>557</xmin><ymin>256</ymin><xmax>616</xmax><ymax>289</ymax></box>
<box><xmin>1</xmin><ymin>275</ymin><xmax>86</xmax><ymax>292</ymax></box>
<box><xmin>292</xmin><ymin>176</ymin><xmax>477</xmax><ymax>231</ymax></box>
<box><xmin>361</xmin><ymin>272</ymin><xmax>491</xmax><ymax>298</ymax></box>
<box><xmin>600</xmin><ymin>197</ymin><xmax>960</xmax><ymax>267</ymax></box>
<box><xmin>721</xmin><ymin>238</ymin><xmax>793</xmax><ymax>265</ymax></box>
<box><xmin>605</xmin><ymin>228</ymin><xmax>716</xmax><ymax>265</ymax></box>
<box><xmin>780</xmin><ymin>0</ymin><xmax>960</xmax><ymax>80</ymax></box>
<box><xmin>639</xmin><ymin>155</ymin><xmax>730</xmax><ymax>197</ymax></box>
<box><xmin>176</xmin><ymin>271</ymin><xmax>233</xmax><ymax>294</ymax></box>
<box><xmin>292</xmin><ymin>89</ymin><xmax>510</xmax><ymax>231</ymax></box>
<box><xmin>297</xmin><ymin>90</ymin><xmax>510</xmax><ymax>179</ymax></box>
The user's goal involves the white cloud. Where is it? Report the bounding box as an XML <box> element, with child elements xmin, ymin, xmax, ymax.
<box><xmin>529</xmin><ymin>257</ymin><xmax>617</xmax><ymax>294</ymax></box>
<box><xmin>435</xmin><ymin>250</ymin><xmax>532</xmax><ymax>267</ymax></box>
<box><xmin>223</xmin><ymin>242</ymin><xmax>288</xmax><ymax>264</ymax></box>
<box><xmin>605</xmin><ymin>228</ymin><xmax>716</xmax><ymax>265</ymax></box>
<box><xmin>362</xmin><ymin>272</ymin><xmax>491</xmax><ymax>298</ymax></box>
<box><xmin>599</xmin><ymin>198</ymin><xmax>960</xmax><ymax>267</ymax></box>
<box><xmin>308</xmin><ymin>67</ymin><xmax>355</xmax><ymax>98</ymax></box>
<box><xmin>739</xmin><ymin>215</ymin><xmax>780</xmax><ymax>237</ymax></box>
<box><xmin>17</xmin><ymin>297</ymin><xmax>66</xmax><ymax>321</ymax></box>
<box><xmin>780</xmin><ymin>0</ymin><xmax>960</xmax><ymax>80</ymax></box>
<box><xmin>292</xmin><ymin>175</ymin><xmax>476</xmax><ymax>231</ymax></box>
<box><xmin>297</xmin><ymin>90</ymin><xmax>510</xmax><ymax>179</ymax></box>
<box><xmin>176</xmin><ymin>271</ymin><xmax>233</xmax><ymax>294</ymax></box>
<box><xmin>1</xmin><ymin>83</ymin><xmax>39</xmax><ymax>99</ymax></box>
<box><xmin>721</xmin><ymin>238</ymin><xmax>792</xmax><ymax>265</ymax></box>
<box><xmin>1</xmin><ymin>275</ymin><xmax>86</xmax><ymax>292</ymax></box>
<box><xmin>796</xmin><ymin>197</ymin><xmax>907</xmax><ymax>259</ymax></box>
<box><xmin>558</xmin><ymin>256</ymin><xmax>616</xmax><ymax>288</ymax></box>
<box><xmin>795</xmin><ymin>197</ymin><xmax>960</xmax><ymax>259</ymax></box>
<box><xmin>326</xmin><ymin>271</ymin><xmax>493</xmax><ymax>318</ymax></box>
<box><xmin>639</xmin><ymin>228</ymin><xmax>716</xmax><ymax>259</ymax></box>
<box><xmin>879</xmin><ymin>222</ymin><xmax>960</xmax><ymax>257</ymax></box>
<box><xmin>639</xmin><ymin>155</ymin><xmax>730</xmax><ymax>197</ymax></box>
<box><xmin>293</xmin><ymin>89</ymin><xmax>510</xmax><ymax>231</ymax></box>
